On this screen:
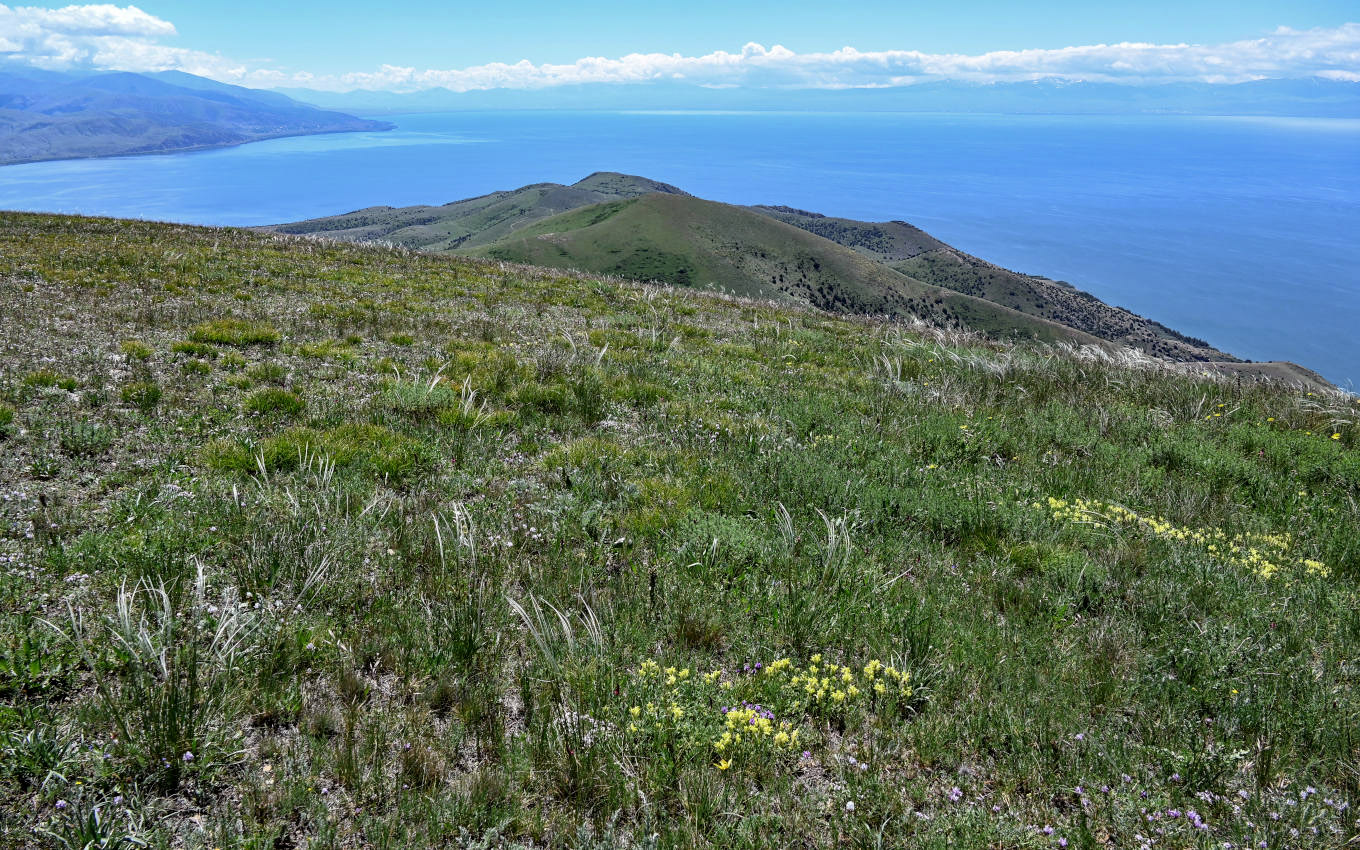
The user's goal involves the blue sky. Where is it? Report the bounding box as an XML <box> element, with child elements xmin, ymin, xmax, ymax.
<box><xmin>119</xmin><ymin>0</ymin><xmax>1360</xmax><ymax>70</ymax></box>
<box><xmin>2</xmin><ymin>2</ymin><xmax>1358</xmax><ymax>91</ymax></box>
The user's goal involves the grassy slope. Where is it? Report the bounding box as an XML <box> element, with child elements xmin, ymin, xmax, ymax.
<box><xmin>265</xmin><ymin>173</ymin><xmax>688</xmax><ymax>252</ymax></box>
<box><xmin>468</xmin><ymin>194</ymin><xmax>1102</xmax><ymax>346</ymax></box>
<box><xmin>1</xmin><ymin>212</ymin><xmax>1358</xmax><ymax>849</ymax></box>
<box><xmin>752</xmin><ymin>206</ymin><xmax>1235</xmax><ymax>362</ymax></box>
<box><xmin>268</xmin><ymin>174</ymin><xmax>1247</xmax><ymax>365</ymax></box>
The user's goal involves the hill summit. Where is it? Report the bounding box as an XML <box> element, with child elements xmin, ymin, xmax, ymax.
<box><xmin>268</xmin><ymin>173</ymin><xmax>1321</xmax><ymax>382</ymax></box>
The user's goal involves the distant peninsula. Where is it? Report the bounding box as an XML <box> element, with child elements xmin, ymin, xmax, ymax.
<box><xmin>267</xmin><ymin>173</ymin><xmax>1329</xmax><ymax>388</ymax></box>
<box><xmin>0</xmin><ymin>68</ymin><xmax>391</xmax><ymax>166</ymax></box>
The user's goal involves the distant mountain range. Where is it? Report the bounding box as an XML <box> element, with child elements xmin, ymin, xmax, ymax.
<box><xmin>0</xmin><ymin>68</ymin><xmax>391</xmax><ymax>166</ymax></box>
<box><xmin>266</xmin><ymin>172</ymin><xmax>1330</xmax><ymax>384</ymax></box>
<box><xmin>274</xmin><ymin>78</ymin><xmax>1360</xmax><ymax>117</ymax></box>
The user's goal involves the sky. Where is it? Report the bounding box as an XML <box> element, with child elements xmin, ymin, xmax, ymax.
<box><xmin>1</xmin><ymin>1</ymin><xmax>1358</xmax><ymax>92</ymax></box>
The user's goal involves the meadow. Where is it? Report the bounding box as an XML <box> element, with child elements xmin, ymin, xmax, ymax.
<box><xmin>0</xmin><ymin>211</ymin><xmax>1357</xmax><ymax>848</ymax></box>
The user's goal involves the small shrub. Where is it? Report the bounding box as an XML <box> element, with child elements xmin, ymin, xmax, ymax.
<box><xmin>119</xmin><ymin>340</ymin><xmax>154</xmax><ymax>361</ymax></box>
<box><xmin>181</xmin><ymin>359</ymin><xmax>211</xmax><ymax>376</ymax></box>
<box><xmin>121</xmin><ymin>381</ymin><xmax>162</xmax><ymax>412</ymax></box>
<box><xmin>388</xmin><ymin>333</ymin><xmax>415</xmax><ymax>346</ymax></box>
<box><xmin>59</xmin><ymin>420</ymin><xmax>113</xmax><ymax>457</ymax></box>
<box><xmin>0</xmin><ymin>403</ymin><xmax>14</xmax><ymax>439</ymax></box>
<box><xmin>188</xmin><ymin>318</ymin><xmax>279</xmax><ymax>347</ymax></box>
<box><xmin>28</xmin><ymin>452</ymin><xmax>60</xmax><ymax>479</ymax></box>
<box><xmin>220</xmin><ymin>351</ymin><xmax>247</xmax><ymax>371</ymax></box>
<box><xmin>245</xmin><ymin>388</ymin><xmax>305</xmax><ymax>417</ymax></box>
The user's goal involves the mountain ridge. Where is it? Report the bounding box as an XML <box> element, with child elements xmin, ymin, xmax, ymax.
<box><xmin>271</xmin><ymin>77</ymin><xmax>1360</xmax><ymax>118</ymax></box>
<box><xmin>267</xmin><ymin>172</ymin><xmax>1281</xmax><ymax>371</ymax></box>
<box><xmin>0</xmin><ymin>67</ymin><xmax>391</xmax><ymax>166</ymax></box>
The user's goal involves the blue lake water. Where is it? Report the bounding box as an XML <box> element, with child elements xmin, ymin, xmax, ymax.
<box><xmin>1</xmin><ymin>110</ymin><xmax>1357</xmax><ymax>387</ymax></box>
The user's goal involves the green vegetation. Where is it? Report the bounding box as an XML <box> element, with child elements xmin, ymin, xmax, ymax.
<box><xmin>119</xmin><ymin>381</ymin><xmax>162</xmax><ymax>412</ymax></box>
<box><xmin>269</xmin><ymin>173</ymin><xmax>1307</xmax><ymax>372</ymax></box>
<box><xmin>1</xmin><ymin>211</ymin><xmax>1356</xmax><ymax>848</ymax></box>
<box><xmin>171</xmin><ymin>339</ymin><xmax>218</xmax><ymax>358</ymax></box>
<box><xmin>244</xmin><ymin>387</ymin><xmax>306</xmax><ymax>417</ymax></box>
<box><xmin>118</xmin><ymin>340</ymin><xmax>154</xmax><ymax>361</ymax></box>
<box><xmin>22</xmin><ymin>369</ymin><xmax>78</xmax><ymax>391</ymax></box>
<box><xmin>188</xmin><ymin>318</ymin><xmax>280</xmax><ymax>347</ymax></box>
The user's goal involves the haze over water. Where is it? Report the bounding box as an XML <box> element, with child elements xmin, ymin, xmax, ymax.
<box><xmin>1</xmin><ymin>110</ymin><xmax>1356</xmax><ymax>387</ymax></box>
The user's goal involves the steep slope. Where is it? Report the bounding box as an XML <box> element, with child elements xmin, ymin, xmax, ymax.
<box><xmin>0</xmin><ymin>69</ymin><xmax>391</xmax><ymax>166</ymax></box>
<box><xmin>467</xmin><ymin>193</ymin><xmax>1104</xmax><ymax>345</ymax></box>
<box><xmin>754</xmin><ymin>206</ymin><xmax>1234</xmax><ymax>361</ymax></box>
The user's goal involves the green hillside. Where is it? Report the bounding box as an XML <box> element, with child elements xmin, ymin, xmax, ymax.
<box><xmin>267</xmin><ymin>173</ymin><xmax>687</xmax><ymax>252</ymax></box>
<box><xmin>755</xmin><ymin>206</ymin><xmax>1232</xmax><ymax>361</ymax></box>
<box><xmin>2</xmin><ymin>212</ymin><xmax>1357</xmax><ymax>849</ymax></box>
<box><xmin>268</xmin><ymin>173</ymin><xmax>1246</xmax><ymax>365</ymax></box>
<box><xmin>468</xmin><ymin>193</ymin><xmax>1102</xmax><ymax>345</ymax></box>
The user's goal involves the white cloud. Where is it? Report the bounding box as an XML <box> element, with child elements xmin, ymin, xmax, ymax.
<box><xmin>1</xmin><ymin>5</ymin><xmax>1357</xmax><ymax>92</ymax></box>
<box><xmin>0</xmin><ymin>3</ymin><xmax>244</xmax><ymax>75</ymax></box>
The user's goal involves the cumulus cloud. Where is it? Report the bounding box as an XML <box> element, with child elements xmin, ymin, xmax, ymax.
<box><xmin>0</xmin><ymin>3</ymin><xmax>247</xmax><ymax>76</ymax></box>
<box><xmin>1</xmin><ymin>4</ymin><xmax>1357</xmax><ymax>92</ymax></box>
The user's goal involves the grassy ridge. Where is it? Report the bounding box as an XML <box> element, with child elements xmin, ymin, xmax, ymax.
<box><xmin>269</xmin><ymin>173</ymin><xmax>1254</xmax><ymax>366</ymax></box>
<box><xmin>471</xmin><ymin>193</ymin><xmax>1102</xmax><ymax>346</ymax></box>
<box><xmin>1</xmin><ymin>212</ymin><xmax>1357</xmax><ymax>848</ymax></box>
<box><xmin>754</xmin><ymin>206</ymin><xmax>1232</xmax><ymax>361</ymax></box>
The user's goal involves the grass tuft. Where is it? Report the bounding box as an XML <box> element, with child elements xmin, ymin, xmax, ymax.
<box><xmin>188</xmin><ymin>318</ymin><xmax>279</xmax><ymax>347</ymax></box>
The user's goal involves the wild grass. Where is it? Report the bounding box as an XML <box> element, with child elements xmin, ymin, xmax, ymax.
<box><xmin>0</xmin><ymin>212</ymin><xmax>1356</xmax><ymax>848</ymax></box>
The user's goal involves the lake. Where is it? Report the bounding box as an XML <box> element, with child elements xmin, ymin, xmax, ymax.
<box><xmin>1</xmin><ymin>110</ymin><xmax>1357</xmax><ymax>387</ymax></box>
